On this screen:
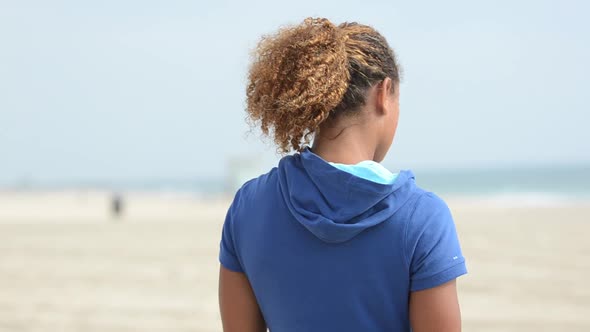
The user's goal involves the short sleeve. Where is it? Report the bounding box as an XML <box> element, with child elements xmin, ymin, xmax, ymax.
<box><xmin>219</xmin><ymin>191</ymin><xmax>245</xmax><ymax>273</ymax></box>
<box><xmin>405</xmin><ymin>192</ymin><xmax>467</xmax><ymax>292</ymax></box>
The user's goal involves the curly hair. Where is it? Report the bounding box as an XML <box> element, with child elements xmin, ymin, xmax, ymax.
<box><xmin>246</xmin><ymin>17</ymin><xmax>400</xmax><ymax>153</ymax></box>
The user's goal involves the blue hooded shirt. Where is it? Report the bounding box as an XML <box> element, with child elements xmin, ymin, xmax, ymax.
<box><xmin>219</xmin><ymin>148</ymin><xmax>467</xmax><ymax>331</ymax></box>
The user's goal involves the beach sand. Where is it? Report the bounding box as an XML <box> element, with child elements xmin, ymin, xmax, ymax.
<box><xmin>0</xmin><ymin>191</ymin><xmax>588</xmax><ymax>331</ymax></box>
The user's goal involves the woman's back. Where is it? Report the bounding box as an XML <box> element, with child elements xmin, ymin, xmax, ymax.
<box><xmin>220</xmin><ymin>150</ymin><xmax>466</xmax><ymax>331</ymax></box>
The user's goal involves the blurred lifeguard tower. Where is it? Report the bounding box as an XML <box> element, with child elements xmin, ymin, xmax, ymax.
<box><xmin>226</xmin><ymin>156</ymin><xmax>265</xmax><ymax>194</ymax></box>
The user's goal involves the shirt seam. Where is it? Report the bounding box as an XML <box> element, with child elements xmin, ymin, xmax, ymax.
<box><xmin>228</xmin><ymin>177</ymin><xmax>258</xmax><ymax>275</ymax></box>
<box><xmin>410</xmin><ymin>258</ymin><xmax>466</xmax><ymax>282</ymax></box>
<box><xmin>402</xmin><ymin>191</ymin><xmax>428</xmax><ymax>271</ymax></box>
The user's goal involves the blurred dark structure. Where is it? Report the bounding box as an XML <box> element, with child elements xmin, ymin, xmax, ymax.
<box><xmin>111</xmin><ymin>193</ymin><xmax>124</xmax><ymax>219</ymax></box>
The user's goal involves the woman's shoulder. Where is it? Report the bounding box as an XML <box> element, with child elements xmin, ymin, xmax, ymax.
<box><xmin>231</xmin><ymin>167</ymin><xmax>280</xmax><ymax>206</ymax></box>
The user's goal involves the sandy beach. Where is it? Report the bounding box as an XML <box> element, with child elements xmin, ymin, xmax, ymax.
<box><xmin>0</xmin><ymin>191</ymin><xmax>588</xmax><ymax>331</ymax></box>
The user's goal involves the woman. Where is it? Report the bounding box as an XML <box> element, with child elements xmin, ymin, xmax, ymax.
<box><xmin>219</xmin><ymin>17</ymin><xmax>467</xmax><ymax>332</ymax></box>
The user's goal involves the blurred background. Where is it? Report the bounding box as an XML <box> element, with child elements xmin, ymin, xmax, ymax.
<box><xmin>1</xmin><ymin>0</ymin><xmax>589</xmax><ymax>331</ymax></box>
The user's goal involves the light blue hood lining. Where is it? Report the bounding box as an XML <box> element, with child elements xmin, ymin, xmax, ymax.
<box><xmin>329</xmin><ymin>160</ymin><xmax>398</xmax><ymax>185</ymax></box>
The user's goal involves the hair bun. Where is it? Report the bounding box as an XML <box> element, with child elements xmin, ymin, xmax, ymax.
<box><xmin>246</xmin><ymin>17</ymin><xmax>350</xmax><ymax>152</ymax></box>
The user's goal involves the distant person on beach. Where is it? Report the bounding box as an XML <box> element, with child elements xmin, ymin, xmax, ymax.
<box><xmin>219</xmin><ymin>18</ymin><xmax>467</xmax><ymax>332</ymax></box>
<box><xmin>111</xmin><ymin>193</ymin><xmax>124</xmax><ymax>219</ymax></box>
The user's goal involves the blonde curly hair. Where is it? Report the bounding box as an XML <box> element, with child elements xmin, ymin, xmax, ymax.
<box><xmin>246</xmin><ymin>17</ymin><xmax>400</xmax><ymax>153</ymax></box>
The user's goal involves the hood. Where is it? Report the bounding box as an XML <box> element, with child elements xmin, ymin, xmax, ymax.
<box><xmin>277</xmin><ymin>148</ymin><xmax>416</xmax><ymax>243</ymax></box>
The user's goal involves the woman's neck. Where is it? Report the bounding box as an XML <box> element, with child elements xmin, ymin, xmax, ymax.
<box><xmin>311</xmin><ymin>123</ymin><xmax>379</xmax><ymax>164</ymax></box>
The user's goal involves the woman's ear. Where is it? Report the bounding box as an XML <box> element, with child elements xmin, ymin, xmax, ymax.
<box><xmin>376</xmin><ymin>77</ymin><xmax>394</xmax><ymax>116</ymax></box>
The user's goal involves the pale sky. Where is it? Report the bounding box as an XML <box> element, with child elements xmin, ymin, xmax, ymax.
<box><xmin>1</xmin><ymin>0</ymin><xmax>588</xmax><ymax>185</ymax></box>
